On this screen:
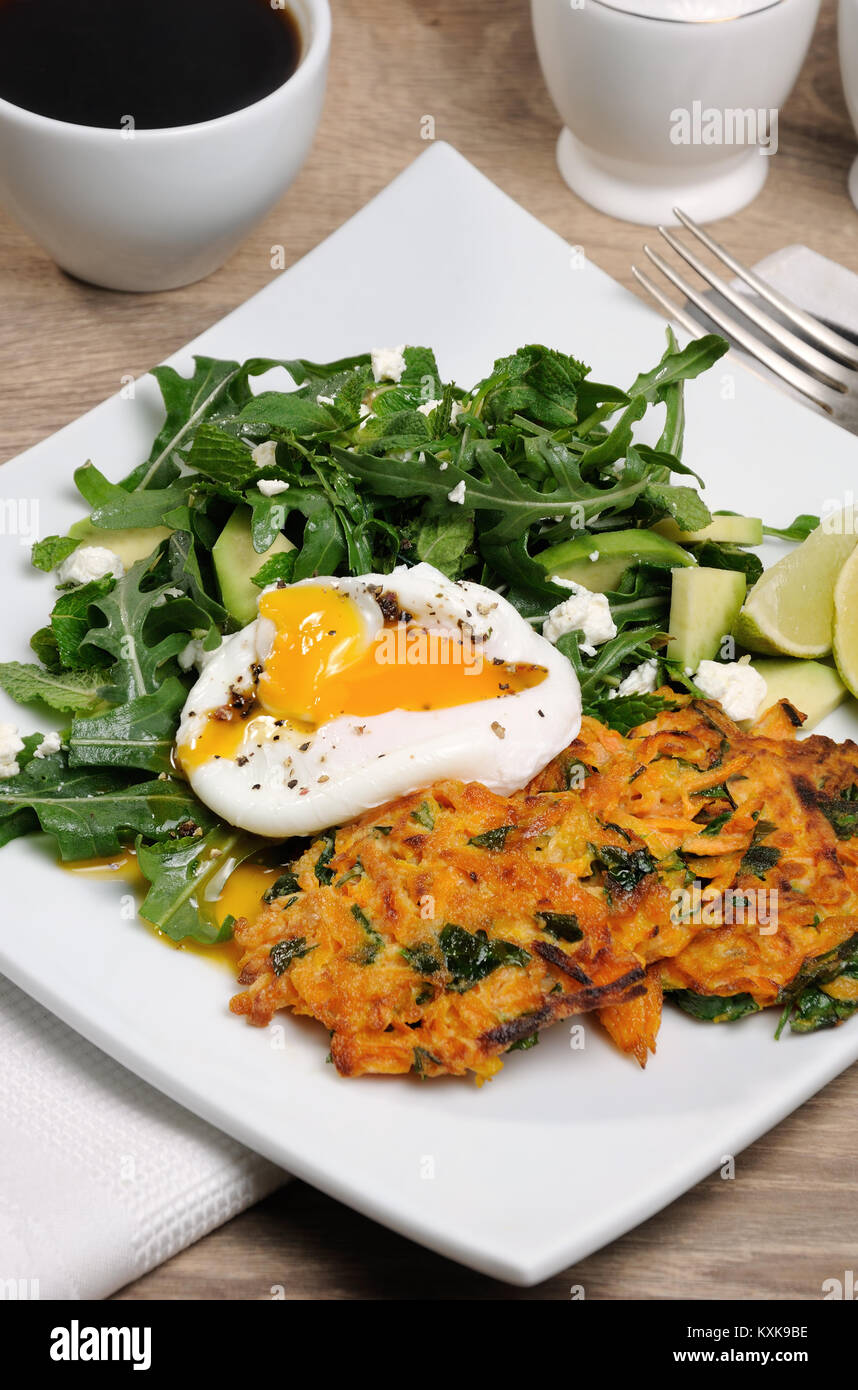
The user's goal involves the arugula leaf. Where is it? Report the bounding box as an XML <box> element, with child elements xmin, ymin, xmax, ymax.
<box><xmin>763</xmin><ymin>514</ymin><xmax>819</xmax><ymax>543</ymax></box>
<box><xmin>80</xmin><ymin>552</ymin><xmax>211</xmax><ymax>702</ymax></box>
<box><xmin>136</xmin><ymin>827</ymin><xmax>261</xmax><ymax>943</ymax></box>
<box><xmin>68</xmin><ymin>677</ymin><xmax>186</xmax><ymax>774</ymax></box>
<box><xmin>123</xmin><ymin>356</ymin><xmax>243</xmax><ymax>490</ymax></box>
<box><xmin>0</xmin><ymin>753</ymin><xmax>212</xmax><ymax>859</ymax></box>
<box><xmin>75</xmin><ymin>462</ymin><xmax>192</xmax><ymax>530</ymax></box>
<box><xmin>31</xmin><ymin>535</ymin><xmax>80</xmax><ymax>572</ymax></box>
<box><xmin>0</xmin><ymin>661</ymin><xmax>105</xmax><ymax>715</ymax></box>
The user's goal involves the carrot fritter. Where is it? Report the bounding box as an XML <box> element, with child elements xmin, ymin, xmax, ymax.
<box><xmin>230</xmin><ymin>778</ymin><xmax>646</xmax><ymax>1079</ymax></box>
<box><xmin>230</xmin><ymin>691</ymin><xmax>858</xmax><ymax>1078</ymax></box>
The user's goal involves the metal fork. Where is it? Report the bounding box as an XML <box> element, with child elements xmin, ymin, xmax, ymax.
<box><xmin>632</xmin><ymin>209</ymin><xmax>858</xmax><ymax>433</ymax></box>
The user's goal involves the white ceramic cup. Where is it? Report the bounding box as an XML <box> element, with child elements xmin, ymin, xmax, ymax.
<box><xmin>0</xmin><ymin>0</ymin><xmax>330</xmax><ymax>291</ymax></box>
<box><xmin>531</xmin><ymin>0</ymin><xmax>820</xmax><ymax>225</ymax></box>
<box><xmin>839</xmin><ymin>0</ymin><xmax>858</xmax><ymax>210</ymax></box>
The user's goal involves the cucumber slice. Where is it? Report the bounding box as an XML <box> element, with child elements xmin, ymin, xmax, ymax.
<box><xmin>68</xmin><ymin>518</ymin><xmax>172</xmax><ymax>568</ymax></box>
<box><xmin>536</xmin><ymin>528</ymin><xmax>695</xmax><ymax>594</ymax></box>
<box><xmin>655</xmin><ymin>513</ymin><xmax>763</xmax><ymax>546</ymax></box>
<box><xmin>213</xmin><ymin>506</ymin><xmax>294</xmax><ymax>626</ymax></box>
<box><xmin>743</xmin><ymin>658</ymin><xmax>847</xmax><ymax>731</ymax></box>
<box><xmin>668</xmin><ymin>567</ymin><xmax>747</xmax><ymax>671</ymax></box>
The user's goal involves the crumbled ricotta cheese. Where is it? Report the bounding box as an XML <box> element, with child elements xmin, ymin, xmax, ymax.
<box><xmin>251</xmin><ymin>440</ymin><xmax>278</xmax><ymax>470</ymax></box>
<box><xmin>417</xmin><ymin>399</ymin><xmax>442</xmax><ymax>416</ymax></box>
<box><xmin>447</xmin><ymin>480</ymin><xmax>466</xmax><ymax>505</ymax></box>
<box><xmin>589</xmin><ymin>550</ymin><xmax>600</xmax><ymax>562</ymax></box>
<box><xmin>694</xmin><ymin>658</ymin><xmax>767</xmax><ymax>722</ymax></box>
<box><xmin>56</xmin><ymin>545</ymin><xmax>124</xmax><ymax>586</ymax></box>
<box><xmin>33</xmin><ymin>730</ymin><xmax>62</xmax><ymax>759</ymax></box>
<box><xmin>256</xmin><ymin>478</ymin><xmax>290</xmax><ymax>497</ymax></box>
<box><xmin>371</xmin><ymin>345</ymin><xmax>407</xmax><ymax>383</ymax></box>
<box><xmin>0</xmin><ymin>723</ymin><xmax>24</xmax><ymax>779</ymax></box>
<box><xmin>543</xmin><ymin>580</ymin><xmax>617</xmax><ymax>655</ymax></box>
<box><xmin>178</xmin><ymin>637</ymin><xmax>221</xmax><ymax>672</ymax></box>
<box><xmin>616</xmin><ymin>658</ymin><xmax>658</xmax><ymax>698</ymax></box>
<box><xmin>450</xmin><ymin>400</ymin><xmax>465</xmax><ymax>422</ymax></box>
<box><xmin>316</xmin><ymin>394</ymin><xmax>336</xmax><ymax>407</ymax></box>
<box><xmin>359</xmin><ymin>402</ymin><xmax>372</xmax><ymax>420</ymax></box>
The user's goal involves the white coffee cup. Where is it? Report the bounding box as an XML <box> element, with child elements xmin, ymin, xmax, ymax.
<box><xmin>839</xmin><ymin>0</ymin><xmax>858</xmax><ymax>210</ymax></box>
<box><xmin>0</xmin><ymin>0</ymin><xmax>330</xmax><ymax>292</ymax></box>
<box><xmin>531</xmin><ymin>0</ymin><xmax>820</xmax><ymax>225</ymax></box>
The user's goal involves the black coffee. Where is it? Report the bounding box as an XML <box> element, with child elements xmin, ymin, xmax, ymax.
<box><xmin>0</xmin><ymin>0</ymin><xmax>302</xmax><ymax>130</ymax></box>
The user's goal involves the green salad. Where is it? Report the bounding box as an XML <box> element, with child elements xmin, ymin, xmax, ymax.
<box><xmin>0</xmin><ymin>331</ymin><xmax>825</xmax><ymax>947</ymax></box>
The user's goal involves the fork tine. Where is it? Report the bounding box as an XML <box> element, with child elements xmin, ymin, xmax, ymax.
<box><xmin>636</xmin><ymin>249</ymin><xmax>838</xmax><ymax>413</ymax></box>
<box><xmin>673</xmin><ymin>208</ymin><xmax>858</xmax><ymax>371</ymax></box>
<box><xmin>658</xmin><ymin>224</ymin><xmax>851</xmax><ymax>392</ymax></box>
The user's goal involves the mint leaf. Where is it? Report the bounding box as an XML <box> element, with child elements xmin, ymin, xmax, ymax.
<box><xmin>31</xmin><ymin>535</ymin><xmax>80</xmax><ymax>572</ymax></box>
<box><xmin>185</xmin><ymin>423</ymin><xmax>257</xmax><ymax>489</ymax></box>
<box><xmin>0</xmin><ymin>661</ymin><xmax>106</xmax><ymax>715</ymax></box>
<box><xmin>588</xmin><ymin>692</ymin><xmax>677</xmax><ymax>735</ymax></box>
<box><xmin>50</xmin><ymin>577</ymin><xmax>116</xmax><ymax>669</ymax></box>
<box><xmin>414</xmin><ymin>511</ymin><xmax>474</xmax><ymax>578</ymax></box>
<box><xmin>642</xmin><ymin>482</ymin><xmax>711</xmax><ymax>533</ymax></box>
<box><xmin>251</xmin><ymin>552</ymin><xmax>296</xmax><ymax>588</ymax></box>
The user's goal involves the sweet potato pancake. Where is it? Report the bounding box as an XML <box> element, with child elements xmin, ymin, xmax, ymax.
<box><xmin>230</xmin><ymin>692</ymin><xmax>858</xmax><ymax>1078</ymax></box>
<box><xmin>231</xmin><ymin>778</ymin><xmax>647</xmax><ymax>1079</ymax></box>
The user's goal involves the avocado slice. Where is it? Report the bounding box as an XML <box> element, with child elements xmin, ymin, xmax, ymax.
<box><xmin>69</xmin><ymin>518</ymin><xmax>172</xmax><ymax>568</ymax></box>
<box><xmin>743</xmin><ymin>658</ymin><xmax>847</xmax><ymax>731</ymax></box>
<box><xmin>668</xmin><ymin>566</ymin><xmax>746</xmax><ymax>671</ymax></box>
<box><xmin>213</xmin><ymin>505</ymin><xmax>294</xmax><ymax>626</ymax></box>
<box><xmin>655</xmin><ymin>513</ymin><xmax>763</xmax><ymax>546</ymax></box>
<box><xmin>536</xmin><ymin>528</ymin><xmax>695</xmax><ymax>593</ymax></box>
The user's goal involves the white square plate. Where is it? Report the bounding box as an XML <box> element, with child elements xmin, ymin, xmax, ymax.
<box><xmin>2</xmin><ymin>144</ymin><xmax>858</xmax><ymax>1286</ymax></box>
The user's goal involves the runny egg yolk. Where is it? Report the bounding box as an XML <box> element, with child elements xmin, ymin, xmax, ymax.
<box><xmin>177</xmin><ymin>583</ymin><xmax>547</xmax><ymax>773</ymax></box>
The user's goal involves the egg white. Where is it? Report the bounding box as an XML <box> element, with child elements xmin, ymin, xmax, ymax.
<box><xmin>176</xmin><ymin>563</ymin><xmax>582</xmax><ymax>838</ymax></box>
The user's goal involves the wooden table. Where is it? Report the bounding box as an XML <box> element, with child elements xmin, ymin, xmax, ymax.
<box><xmin>3</xmin><ymin>0</ymin><xmax>857</xmax><ymax>1300</ymax></box>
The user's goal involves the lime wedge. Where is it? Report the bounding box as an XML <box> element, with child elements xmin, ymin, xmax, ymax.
<box><xmin>833</xmin><ymin>546</ymin><xmax>858</xmax><ymax>696</ymax></box>
<box><xmin>734</xmin><ymin>510</ymin><xmax>858</xmax><ymax>658</ymax></box>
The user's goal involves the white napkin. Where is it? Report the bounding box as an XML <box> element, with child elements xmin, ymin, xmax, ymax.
<box><xmin>0</xmin><ymin>976</ymin><xmax>282</xmax><ymax>1299</ymax></box>
<box><xmin>694</xmin><ymin>244</ymin><xmax>858</xmax><ymax>413</ymax></box>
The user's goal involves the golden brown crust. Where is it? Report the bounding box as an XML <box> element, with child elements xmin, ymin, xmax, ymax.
<box><xmin>230</xmin><ymin>692</ymin><xmax>858</xmax><ymax>1078</ymax></box>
